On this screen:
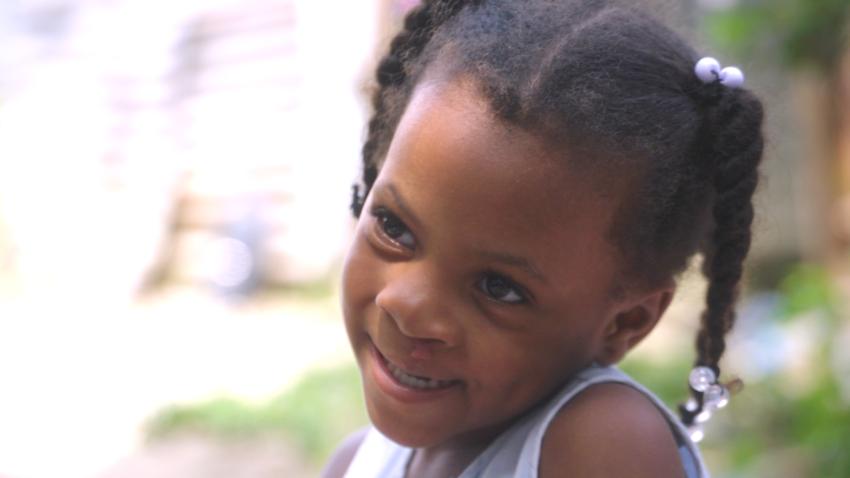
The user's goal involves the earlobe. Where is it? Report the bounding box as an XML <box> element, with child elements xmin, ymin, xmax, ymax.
<box><xmin>593</xmin><ymin>285</ymin><xmax>676</xmax><ymax>366</ymax></box>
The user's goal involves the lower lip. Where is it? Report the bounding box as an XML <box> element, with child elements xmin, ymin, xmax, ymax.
<box><xmin>369</xmin><ymin>343</ymin><xmax>461</xmax><ymax>404</ymax></box>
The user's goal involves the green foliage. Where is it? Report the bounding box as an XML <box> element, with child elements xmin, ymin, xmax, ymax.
<box><xmin>717</xmin><ymin>363</ymin><xmax>850</xmax><ymax>477</ymax></box>
<box><xmin>704</xmin><ymin>0</ymin><xmax>850</xmax><ymax>73</ymax></box>
<box><xmin>776</xmin><ymin>263</ymin><xmax>840</xmax><ymax>321</ymax></box>
<box><xmin>145</xmin><ymin>362</ymin><xmax>368</xmax><ymax>465</ymax></box>
<box><xmin>723</xmin><ymin>262</ymin><xmax>850</xmax><ymax>476</ymax></box>
<box><xmin>792</xmin><ymin>380</ymin><xmax>850</xmax><ymax>474</ymax></box>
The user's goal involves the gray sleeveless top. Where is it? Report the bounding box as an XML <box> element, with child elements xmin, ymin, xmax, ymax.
<box><xmin>343</xmin><ymin>364</ymin><xmax>709</xmax><ymax>478</ymax></box>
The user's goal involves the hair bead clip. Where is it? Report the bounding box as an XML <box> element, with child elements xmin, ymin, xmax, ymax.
<box><xmin>686</xmin><ymin>366</ymin><xmax>730</xmax><ymax>442</ymax></box>
<box><xmin>695</xmin><ymin>57</ymin><xmax>745</xmax><ymax>89</ymax></box>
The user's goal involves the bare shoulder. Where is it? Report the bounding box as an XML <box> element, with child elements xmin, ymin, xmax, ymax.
<box><xmin>539</xmin><ymin>383</ymin><xmax>685</xmax><ymax>478</ymax></box>
<box><xmin>318</xmin><ymin>427</ymin><xmax>369</xmax><ymax>478</ymax></box>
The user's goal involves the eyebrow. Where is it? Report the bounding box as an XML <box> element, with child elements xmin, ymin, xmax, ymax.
<box><xmin>477</xmin><ymin>251</ymin><xmax>548</xmax><ymax>285</ymax></box>
<box><xmin>387</xmin><ymin>183</ymin><xmax>423</xmax><ymax>228</ymax></box>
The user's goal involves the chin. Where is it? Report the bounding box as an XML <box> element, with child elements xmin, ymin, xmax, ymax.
<box><xmin>361</xmin><ymin>381</ymin><xmax>455</xmax><ymax>448</ymax></box>
<box><xmin>367</xmin><ymin>409</ymin><xmax>446</xmax><ymax>448</ymax></box>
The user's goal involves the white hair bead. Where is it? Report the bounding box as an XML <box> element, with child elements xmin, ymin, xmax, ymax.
<box><xmin>695</xmin><ymin>409</ymin><xmax>712</xmax><ymax>423</ymax></box>
<box><xmin>695</xmin><ymin>57</ymin><xmax>721</xmax><ymax>83</ymax></box>
<box><xmin>687</xmin><ymin>424</ymin><xmax>705</xmax><ymax>443</ymax></box>
<box><xmin>703</xmin><ymin>383</ymin><xmax>731</xmax><ymax>410</ymax></box>
<box><xmin>695</xmin><ymin>57</ymin><xmax>745</xmax><ymax>89</ymax></box>
<box><xmin>719</xmin><ymin>66</ymin><xmax>744</xmax><ymax>89</ymax></box>
<box><xmin>688</xmin><ymin>366</ymin><xmax>716</xmax><ymax>392</ymax></box>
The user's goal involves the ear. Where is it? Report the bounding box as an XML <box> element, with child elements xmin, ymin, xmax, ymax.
<box><xmin>592</xmin><ymin>283</ymin><xmax>676</xmax><ymax>366</ymax></box>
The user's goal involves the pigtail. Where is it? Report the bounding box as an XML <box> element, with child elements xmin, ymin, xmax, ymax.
<box><xmin>679</xmin><ymin>88</ymin><xmax>764</xmax><ymax>427</ymax></box>
<box><xmin>352</xmin><ymin>0</ymin><xmax>482</xmax><ymax>217</ymax></box>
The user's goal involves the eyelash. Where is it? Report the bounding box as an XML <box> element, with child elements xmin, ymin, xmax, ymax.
<box><xmin>370</xmin><ymin>207</ymin><xmax>529</xmax><ymax>305</ymax></box>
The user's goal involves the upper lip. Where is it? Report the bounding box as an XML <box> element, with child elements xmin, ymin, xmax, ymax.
<box><xmin>372</xmin><ymin>340</ymin><xmax>459</xmax><ymax>383</ymax></box>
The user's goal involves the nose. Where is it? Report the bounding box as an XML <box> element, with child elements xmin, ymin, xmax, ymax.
<box><xmin>375</xmin><ymin>263</ymin><xmax>461</xmax><ymax>351</ymax></box>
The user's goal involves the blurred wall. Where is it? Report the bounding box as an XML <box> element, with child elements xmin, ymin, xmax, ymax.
<box><xmin>0</xmin><ymin>0</ymin><xmax>378</xmax><ymax>303</ymax></box>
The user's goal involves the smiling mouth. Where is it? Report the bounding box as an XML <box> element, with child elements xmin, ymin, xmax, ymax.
<box><xmin>377</xmin><ymin>350</ymin><xmax>458</xmax><ymax>391</ymax></box>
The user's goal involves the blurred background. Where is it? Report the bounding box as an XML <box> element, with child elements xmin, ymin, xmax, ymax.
<box><xmin>0</xmin><ymin>0</ymin><xmax>847</xmax><ymax>477</ymax></box>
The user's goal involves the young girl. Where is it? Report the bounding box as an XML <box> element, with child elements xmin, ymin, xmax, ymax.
<box><xmin>323</xmin><ymin>0</ymin><xmax>764</xmax><ymax>476</ymax></box>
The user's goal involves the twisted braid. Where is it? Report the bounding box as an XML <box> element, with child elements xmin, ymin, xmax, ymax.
<box><xmin>352</xmin><ymin>0</ymin><xmax>481</xmax><ymax>217</ymax></box>
<box><xmin>680</xmin><ymin>88</ymin><xmax>764</xmax><ymax>426</ymax></box>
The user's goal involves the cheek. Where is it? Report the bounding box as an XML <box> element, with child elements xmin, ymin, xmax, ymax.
<box><xmin>340</xmin><ymin>226</ymin><xmax>382</xmax><ymax>331</ymax></box>
<box><xmin>467</xmin><ymin>316</ymin><xmax>600</xmax><ymax>393</ymax></box>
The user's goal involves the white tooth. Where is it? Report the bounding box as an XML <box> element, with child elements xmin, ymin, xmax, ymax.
<box><xmin>385</xmin><ymin>358</ymin><xmax>452</xmax><ymax>389</ymax></box>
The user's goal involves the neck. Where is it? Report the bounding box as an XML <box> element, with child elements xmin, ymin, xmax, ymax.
<box><xmin>406</xmin><ymin>441</ymin><xmax>485</xmax><ymax>478</ymax></box>
<box><xmin>405</xmin><ymin>412</ymin><xmax>526</xmax><ymax>478</ymax></box>
<box><xmin>405</xmin><ymin>376</ymin><xmax>576</xmax><ymax>478</ymax></box>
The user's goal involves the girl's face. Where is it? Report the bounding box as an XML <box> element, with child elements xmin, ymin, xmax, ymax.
<box><xmin>341</xmin><ymin>79</ymin><xmax>626</xmax><ymax>449</ymax></box>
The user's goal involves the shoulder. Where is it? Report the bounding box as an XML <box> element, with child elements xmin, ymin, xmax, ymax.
<box><xmin>319</xmin><ymin>427</ymin><xmax>369</xmax><ymax>478</ymax></box>
<box><xmin>539</xmin><ymin>382</ymin><xmax>685</xmax><ymax>478</ymax></box>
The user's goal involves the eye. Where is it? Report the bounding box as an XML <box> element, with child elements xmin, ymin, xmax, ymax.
<box><xmin>476</xmin><ymin>274</ymin><xmax>527</xmax><ymax>304</ymax></box>
<box><xmin>373</xmin><ymin>209</ymin><xmax>416</xmax><ymax>248</ymax></box>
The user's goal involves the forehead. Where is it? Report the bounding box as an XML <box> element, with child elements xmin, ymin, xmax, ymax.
<box><xmin>376</xmin><ymin>79</ymin><xmax>620</xmax><ymax>286</ymax></box>
<box><xmin>388</xmin><ymin>83</ymin><xmax>567</xmax><ymax>217</ymax></box>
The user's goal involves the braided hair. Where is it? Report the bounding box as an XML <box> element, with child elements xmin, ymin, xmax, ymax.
<box><xmin>352</xmin><ymin>0</ymin><xmax>765</xmax><ymax>427</ymax></box>
<box><xmin>352</xmin><ymin>0</ymin><xmax>482</xmax><ymax>217</ymax></box>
